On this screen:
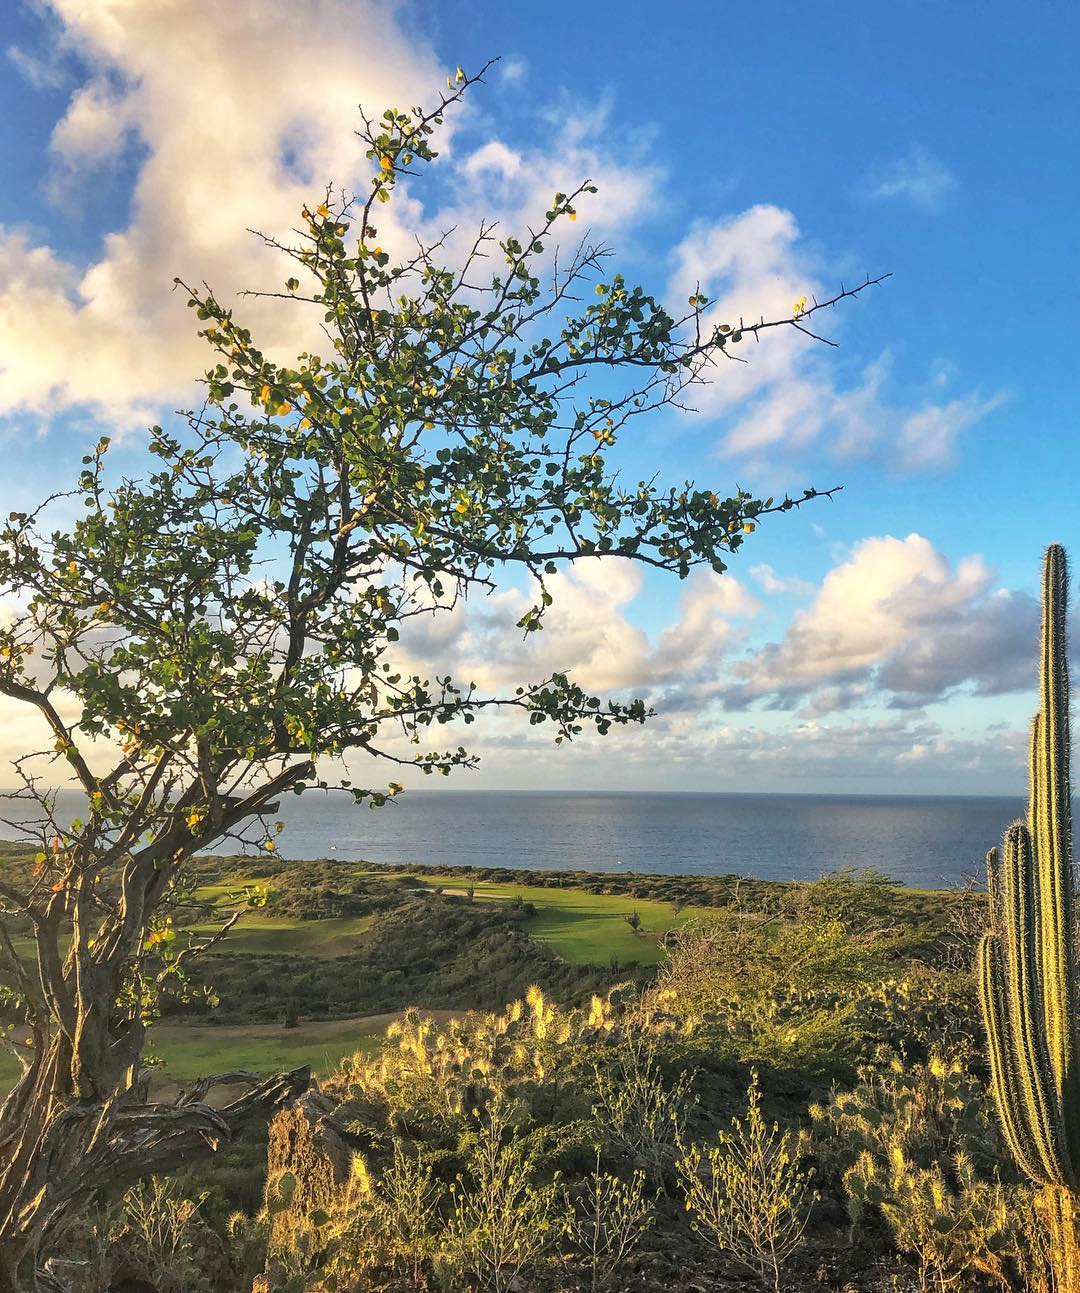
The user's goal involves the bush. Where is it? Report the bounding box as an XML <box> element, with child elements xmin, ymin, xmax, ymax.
<box><xmin>812</xmin><ymin>1044</ymin><xmax>1050</xmax><ymax>1292</ymax></box>
<box><xmin>204</xmin><ymin>863</ymin><xmax>989</xmax><ymax>1293</ymax></box>
<box><xmin>111</xmin><ymin>1178</ymin><xmax>214</xmax><ymax>1293</ymax></box>
<box><xmin>590</xmin><ymin>1037</ymin><xmax>695</xmax><ymax>1188</ymax></box>
<box><xmin>317</xmin><ymin>1143</ymin><xmax>448</xmax><ymax>1289</ymax></box>
<box><xmin>677</xmin><ymin>1071</ymin><xmax>815</xmax><ymax>1292</ymax></box>
<box><xmin>568</xmin><ymin>1151</ymin><xmax>656</xmax><ymax>1291</ymax></box>
<box><xmin>447</xmin><ymin>1101</ymin><xmax>572</xmax><ymax>1293</ymax></box>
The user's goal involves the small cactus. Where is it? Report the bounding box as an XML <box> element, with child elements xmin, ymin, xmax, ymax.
<box><xmin>978</xmin><ymin>544</ymin><xmax>1080</xmax><ymax>1288</ymax></box>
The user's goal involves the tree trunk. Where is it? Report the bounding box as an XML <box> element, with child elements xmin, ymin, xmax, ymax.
<box><xmin>262</xmin><ymin>1091</ymin><xmax>352</xmax><ymax>1288</ymax></box>
<box><xmin>0</xmin><ymin>1058</ymin><xmax>311</xmax><ymax>1292</ymax></box>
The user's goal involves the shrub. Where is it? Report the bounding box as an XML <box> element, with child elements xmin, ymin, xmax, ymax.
<box><xmin>811</xmin><ymin>1043</ymin><xmax>1002</xmax><ymax>1214</ymax></box>
<box><xmin>318</xmin><ymin>1143</ymin><xmax>449</xmax><ymax>1290</ymax></box>
<box><xmin>677</xmin><ymin>1071</ymin><xmax>815</xmax><ymax>1292</ymax></box>
<box><xmin>111</xmin><ymin>1178</ymin><xmax>212</xmax><ymax>1293</ymax></box>
<box><xmin>447</xmin><ymin>1101</ymin><xmax>571</xmax><ymax>1293</ymax></box>
<box><xmin>337</xmin><ymin>986</ymin><xmax>586</xmax><ymax>1137</ymax></box>
<box><xmin>569</xmin><ymin>1150</ymin><xmax>657</xmax><ymax>1291</ymax></box>
<box><xmin>590</xmin><ymin>1037</ymin><xmax>695</xmax><ymax>1188</ymax></box>
<box><xmin>853</xmin><ymin>1149</ymin><xmax>1018</xmax><ymax>1293</ymax></box>
<box><xmin>813</xmin><ymin>1045</ymin><xmax>1051</xmax><ymax>1292</ymax></box>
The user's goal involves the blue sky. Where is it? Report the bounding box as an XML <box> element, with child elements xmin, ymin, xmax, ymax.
<box><xmin>0</xmin><ymin>0</ymin><xmax>1077</xmax><ymax>794</ymax></box>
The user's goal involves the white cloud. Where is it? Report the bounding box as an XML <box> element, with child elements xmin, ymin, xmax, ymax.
<box><xmin>393</xmin><ymin>558</ymin><xmax>759</xmax><ymax>698</ymax></box>
<box><xmin>722</xmin><ymin>533</ymin><xmax>1038</xmax><ymax>712</ymax></box>
<box><xmin>499</xmin><ymin>58</ymin><xmax>527</xmax><ymax>85</ymax></box>
<box><xmin>462</xmin><ymin>140</ymin><xmax>524</xmax><ymax>180</ymax></box>
<box><xmin>667</xmin><ymin>208</ymin><xmax>1003</xmax><ymax>471</ymax></box>
<box><xmin>49</xmin><ymin>77</ymin><xmax>135</xmax><ymax>172</ymax></box>
<box><xmin>670</xmin><ymin>205</ymin><xmax>812</xmax><ymax>427</ymax></box>
<box><xmin>7</xmin><ymin>42</ymin><xmax>67</xmax><ymax>92</ymax></box>
<box><xmin>862</xmin><ymin>145</ymin><xmax>957</xmax><ymax>210</ymax></box>
<box><xmin>0</xmin><ymin>1</ymin><xmax>654</xmax><ymax>430</ymax></box>
<box><xmin>352</xmin><ymin>696</ymin><xmax>1027</xmax><ymax>795</ymax></box>
<box><xmin>749</xmin><ymin>564</ymin><xmax>813</xmax><ymax>597</ymax></box>
<box><xmin>0</xmin><ymin>0</ymin><xmax>446</xmax><ymax>425</ymax></box>
<box><xmin>895</xmin><ymin>390</ymin><xmax>1010</xmax><ymax>470</ymax></box>
<box><xmin>1</xmin><ymin>4</ymin><xmax>1000</xmax><ymax>490</ymax></box>
<box><xmin>335</xmin><ymin>532</ymin><xmax>1038</xmax><ymax>794</ymax></box>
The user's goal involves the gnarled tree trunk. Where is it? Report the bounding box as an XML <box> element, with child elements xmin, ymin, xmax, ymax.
<box><xmin>0</xmin><ymin>1047</ymin><xmax>309</xmax><ymax>1292</ymax></box>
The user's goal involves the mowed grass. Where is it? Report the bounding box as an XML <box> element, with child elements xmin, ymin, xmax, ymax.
<box><xmin>0</xmin><ymin>1050</ymin><xmax>20</xmax><ymax>1088</ymax></box>
<box><xmin>0</xmin><ymin>1025</ymin><xmax>378</xmax><ymax>1092</ymax></box>
<box><xmin>194</xmin><ymin>874</ymin><xmax>696</xmax><ymax>966</ymax></box>
<box><xmin>0</xmin><ymin>875</ymin><xmax>694</xmax><ymax>1093</ymax></box>
<box><xmin>430</xmin><ymin>877</ymin><xmax>701</xmax><ymax>966</ymax></box>
<box><xmin>145</xmin><ymin>1016</ymin><xmax>391</xmax><ymax>1082</ymax></box>
<box><xmin>184</xmin><ymin>913</ymin><xmax>376</xmax><ymax>956</ymax></box>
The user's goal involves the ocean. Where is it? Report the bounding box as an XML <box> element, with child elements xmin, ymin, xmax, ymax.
<box><xmin>222</xmin><ymin>789</ymin><xmax>1023</xmax><ymax>888</ymax></box>
<box><xmin>0</xmin><ymin>788</ymin><xmax>1029</xmax><ymax>888</ymax></box>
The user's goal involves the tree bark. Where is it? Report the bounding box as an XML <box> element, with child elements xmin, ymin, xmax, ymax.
<box><xmin>0</xmin><ymin>1062</ymin><xmax>310</xmax><ymax>1292</ymax></box>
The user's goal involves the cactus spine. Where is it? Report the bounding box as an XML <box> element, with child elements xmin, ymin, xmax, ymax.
<box><xmin>978</xmin><ymin>544</ymin><xmax>1080</xmax><ymax>1286</ymax></box>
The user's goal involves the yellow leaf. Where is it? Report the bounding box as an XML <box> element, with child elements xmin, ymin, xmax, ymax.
<box><xmin>67</xmin><ymin>560</ymin><xmax>77</xmax><ymax>575</ymax></box>
<box><xmin>316</xmin><ymin>203</ymin><xmax>330</xmax><ymax>218</ymax></box>
<box><xmin>259</xmin><ymin>384</ymin><xmax>272</xmax><ymax>402</ymax></box>
<box><xmin>275</xmin><ymin>402</ymin><xmax>292</xmax><ymax>415</ymax></box>
<box><xmin>380</xmin><ymin>155</ymin><xmax>392</xmax><ymax>172</ymax></box>
<box><xmin>567</xmin><ymin>210</ymin><xmax>577</xmax><ymax>222</ymax></box>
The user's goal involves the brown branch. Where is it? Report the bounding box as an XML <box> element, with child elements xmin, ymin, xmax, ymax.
<box><xmin>0</xmin><ymin>678</ymin><xmax>98</xmax><ymax>797</ymax></box>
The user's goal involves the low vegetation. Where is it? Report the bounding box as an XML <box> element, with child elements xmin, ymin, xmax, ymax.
<box><xmin>166</xmin><ymin>878</ymin><xmax>625</xmax><ymax>1026</ymax></box>
<box><xmin>34</xmin><ymin>859</ymin><xmax>1025</xmax><ymax>1293</ymax></box>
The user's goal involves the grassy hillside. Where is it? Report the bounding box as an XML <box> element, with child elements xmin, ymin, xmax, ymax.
<box><xmin>0</xmin><ymin>857</ymin><xmax>695</xmax><ymax>1090</ymax></box>
<box><xmin>1</xmin><ymin>856</ymin><xmax>969</xmax><ymax>1095</ymax></box>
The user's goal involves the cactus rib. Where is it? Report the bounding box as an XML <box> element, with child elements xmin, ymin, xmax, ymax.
<box><xmin>979</xmin><ymin>545</ymin><xmax>1080</xmax><ymax>1203</ymax></box>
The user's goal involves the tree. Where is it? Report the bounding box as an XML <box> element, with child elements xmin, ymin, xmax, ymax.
<box><xmin>0</xmin><ymin>63</ymin><xmax>882</xmax><ymax>1289</ymax></box>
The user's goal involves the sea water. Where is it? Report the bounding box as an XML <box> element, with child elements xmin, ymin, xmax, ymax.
<box><xmin>243</xmin><ymin>789</ymin><xmax>1023</xmax><ymax>888</ymax></box>
<box><xmin>0</xmin><ymin>788</ymin><xmax>1027</xmax><ymax>887</ymax></box>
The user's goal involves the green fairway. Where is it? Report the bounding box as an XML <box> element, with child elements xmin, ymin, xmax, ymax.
<box><xmin>196</xmin><ymin>872</ymin><xmax>694</xmax><ymax>965</ymax></box>
<box><xmin>0</xmin><ymin>874</ymin><xmax>699</xmax><ymax>1095</ymax></box>
<box><xmin>0</xmin><ymin>1011</ymin><xmax>460</xmax><ymax>1095</ymax></box>
<box><xmin>430</xmin><ymin>877</ymin><xmax>699</xmax><ymax>966</ymax></box>
<box><xmin>0</xmin><ymin>1021</ymin><xmax>381</xmax><ymax>1093</ymax></box>
<box><xmin>0</xmin><ymin>1050</ymin><xmax>19</xmax><ymax>1088</ymax></box>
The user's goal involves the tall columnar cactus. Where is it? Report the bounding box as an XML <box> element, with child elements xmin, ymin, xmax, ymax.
<box><xmin>978</xmin><ymin>543</ymin><xmax>1080</xmax><ymax>1286</ymax></box>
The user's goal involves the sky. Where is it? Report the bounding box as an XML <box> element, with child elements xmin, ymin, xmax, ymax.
<box><xmin>0</xmin><ymin>0</ymin><xmax>1077</xmax><ymax>796</ymax></box>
